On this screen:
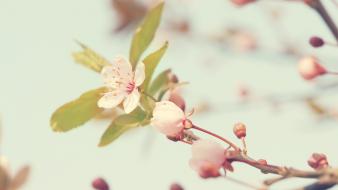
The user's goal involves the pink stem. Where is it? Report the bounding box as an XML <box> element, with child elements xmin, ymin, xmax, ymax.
<box><xmin>192</xmin><ymin>125</ymin><xmax>240</xmax><ymax>151</ymax></box>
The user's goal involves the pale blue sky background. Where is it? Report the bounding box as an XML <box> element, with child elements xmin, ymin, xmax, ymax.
<box><xmin>1</xmin><ymin>0</ymin><xmax>338</xmax><ymax>190</ymax></box>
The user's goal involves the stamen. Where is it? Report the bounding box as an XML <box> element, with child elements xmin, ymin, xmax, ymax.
<box><xmin>126</xmin><ymin>81</ymin><xmax>135</xmax><ymax>94</ymax></box>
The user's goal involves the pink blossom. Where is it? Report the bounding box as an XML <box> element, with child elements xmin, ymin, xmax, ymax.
<box><xmin>298</xmin><ymin>56</ymin><xmax>327</xmax><ymax>80</ymax></box>
<box><xmin>189</xmin><ymin>139</ymin><xmax>226</xmax><ymax>178</ymax></box>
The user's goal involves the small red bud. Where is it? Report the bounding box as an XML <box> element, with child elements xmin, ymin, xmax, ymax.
<box><xmin>309</xmin><ymin>36</ymin><xmax>324</xmax><ymax>48</ymax></box>
<box><xmin>257</xmin><ymin>159</ymin><xmax>267</xmax><ymax>165</ymax></box>
<box><xmin>167</xmin><ymin>72</ymin><xmax>179</xmax><ymax>83</ymax></box>
<box><xmin>298</xmin><ymin>56</ymin><xmax>327</xmax><ymax>80</ymax></box>
<box><xmin>307</xmin><ymin>153</ymin><xmax>329</xmax><ymax>170</ymax></box>
<box><xmin>92</xmin><ymin>178</ymin><xmax>109</xmax><ymax>190</ymax></box>
<box><xmin>233</xmin><ymin>122</ymin><xmax>247</xmax><ymax>139</ymax></box>
<box><xmin>231</xmin><ymin>0</ymin><xmax>256</xmax><ymax>6</ymax></box>
<box><xmin>170</xmin><ymin>183</ymin><xmax>184</xmax><ymax>190</ymax></box>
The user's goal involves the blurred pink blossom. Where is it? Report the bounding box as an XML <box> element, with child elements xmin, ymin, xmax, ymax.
<box><xmin>189</xmin><ymin>139</ymin><xmax>226</xmax><ymax>178</ymax></box>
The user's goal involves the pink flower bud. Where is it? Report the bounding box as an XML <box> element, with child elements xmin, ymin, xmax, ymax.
<box><xmin>168</xmin><ymin>73</ymin><xmax>179</xmax><ymax>83</ymax></box>
<box><xmin>231</xmin><ymin>0</ymin><xmax>256</xmax><ymax>6</ymax></box>
<box><xmin>169</xmin><ymin>91</ymin><xmax>186</xmax><ymax>111</ymax></box>
<box><xmin>257</xmin><ymin>159</ymin><xmax>267</xmax><ymax>165</ymax></box>
<box><xmin>309</xmin><ymin>36</ymin><xmax>324</xmax><ymax>48</ymax></box>
<box><xmin>233</xmin><ymin>122</ymin><xmax>246</xmax><ymax>139</ymax></box>
<box><xmin>170</xmin><ymin>183</ymin><xmax>184</xmax><ymax>190</ymax></box>
<box><xmin>151</xmin><ymin>101</ymin><xmax>186</xmax><ymax>137</ymax></box>
<box><xmin>92</xmin><ymin>178</ymin><xmax>109</xmax><ymax>190</ymax></box>
<box><xmin>308</xmin><ymin>153</ymin><xmax>329</xmax><ymax>170</ymax></box>
<box><xmin>189</xmin><ymin>139</ymin><xmax>226</xmax><ymax>178</ymax></box>
<box><xmin>298</xmin><ymin>56</ymin><xmax>327</xmax><ymax>80</ymax></box>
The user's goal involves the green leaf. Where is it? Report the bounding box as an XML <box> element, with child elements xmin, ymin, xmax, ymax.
<box><xmin>72</xmin><ymin>42</ymin><xmax>110</xmax><ymax>72</ymax></box>
<box><xmin>129</xmin><ymin>2</ymin><xmax>164</xmax><ymax>67</ymax></box>
<box><xmin>141</xmin><ymin>41</ymin><xmax>168</xmax><ymax>91</ymax></box>
<box><xmin>148</xmin><ymin>69</ymin><xmax>171</xmax><ymax>96</ymax></box>
<box><xmin>140</xmin><ymin>95</ymin><xmax>156</xmax><ymax>113</ymax></box>
<box><xmin>98</xmin><ymin>107</ymin><xmax>147</xmax><ymax>147</ymax></box>
<box><xmin>50</xmin><ymin>87</ymin><xmax>106</xmax><ymax>132</ymax></box>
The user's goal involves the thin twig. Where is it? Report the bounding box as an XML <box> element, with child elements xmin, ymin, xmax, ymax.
<box><xmin>192</xmin><ymin>125</ymin><xmax>240</xmax><ymax>150</ymax></box>
<box><xmin>309</xmin><ymin>0</ymin><xmax>338</xmax><ymax>43</ymax></box>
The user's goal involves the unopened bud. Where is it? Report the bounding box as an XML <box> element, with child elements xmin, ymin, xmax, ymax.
<box><xmin>257</xmin><ymin>159</ymin><xmax>267</xmax><ymax>165</ymax></box>
<box><xmin>309</xmin><ymin>36</ymin><xmax>324</xmax><ymax>48</ymax></box>
<box><xmin>170</xmin><ymin>183</ymin><xmax>184</xmax><ymax>190</ymax></box>
<box><xmin>231</xmin><ymin>0</ymin><xmax>256</xmax><ymax>6</ymax></box>
<box><xmin>92</xmin><ymin>178</ymin><xmax>109</xmax><ymax>190</ymax></box>
<box><xmin>298</xmin><ymin>56</ymin><xmax>327</xmax><ymax>80</ymax></box>
<box><xmin>233</xmin><ymin>122</ymin><xmax>246</xmax><ymax>139</ymax></box>
<box><xmin>168</xmin><ymin>72</ymin><xmax>179</xmax><ymax>83</ymax></box>
<box><xmin>169</xmin><ymin>92</ymin><xmax>186</xmax><ymax>111</ymax></box>
<box><xmin>308</xmin><ymin>153</ymin><xmax>329</xmax><ymax>170</ymax></box>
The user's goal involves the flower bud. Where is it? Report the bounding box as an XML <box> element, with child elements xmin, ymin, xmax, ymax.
<box><xmin>308</xmin><ymin>153</ymin><xmax>329</xmax><ymax>170</ymax></box>
<box><xmin>168</xmin><ymin>72</ymin><xmax>179</xmax><ymax>83</ymax></box>
<box><xmin>169</xmin><ymin>91</ymin><xmax>186</xmax><ymax>111</ymax></box>
<box><xmin>309</xmin><ymin>36</ymin><xmax>324</xmax><ymax>48</ymax></box>
<box><xmin>151</xmin><ymin>101</ymin><xmax>186</xmax><ymax>137</ymax></box>
<box><xmin>92</xmin><ymin>178</ymin><xmax>109</xmax><ymax>190</ymax></box>
<box><xmin>170</xmin><ymin>183</ymin><xmax>184</xmax><ymax>190</ymax></box>
<box><xmin>298</xmin><ymin>56</ymin><xmax>327</xmax><ymax>80</ymax></box>
<box><xmin>233</xmin><ymin>122</ymin><xmax>246</xmax><ymax>139</ymax></box>
<box><xmin>257</xmin><ymin>159</ymin><xmax>267</xmax><ymax>165</ymax></box>
<box><xmin>231</xmin><ymin>0</ymin><xmax>256</xmax><ymax>6</ymax></box>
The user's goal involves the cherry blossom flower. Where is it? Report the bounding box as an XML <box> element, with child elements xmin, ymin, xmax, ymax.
<box><xmin>151</xmin><ymin>101</ymin><xmax>192</xmax><ymax>138</ymax></box>
<box><xmin>298</xmin><ymin>56</ymin><xmax>327</xmax><ymax>80</ymax></box>
<box><xmin>98</xmin><ymin>56</ymin><xmax>145</xmax><ymax>113</ymax></box>
<box><xmin>189</xmin><ymin>139</ymin><xmax>226</xmax><ymax>178</ymax></box>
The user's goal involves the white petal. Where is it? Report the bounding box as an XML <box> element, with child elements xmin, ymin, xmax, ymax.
<box><xmin>97</xmin><ymin>91</ymin><xmax>125</xmax><ymax>109</ymax></box>
<box><xmin>151</xmin><ymin>101</ymin><xmax>185</xmax><ymax>136</ymax></box>
<box><xmin>113</xmin><ymin>56</ymin><xmax>133</xmax><ymax>78</ymax></box>
<box><xmin>101</xmin><ymin>56</ymin><xmax>133</xmax><ymax>90</ymax></box>
<box><xmin>101</xmin><ymin>65</ymin><xmax>117</xmax><ymax>88</ymax></box>
<box><xmin>123</xmin><ymin>89</ymin><xmax>140</xmax><ymax>113</ymax></box>
<box><xmin>134</xmin><ymin>62</ymin><xmax>145</xmax><ymax>86</ymax></box>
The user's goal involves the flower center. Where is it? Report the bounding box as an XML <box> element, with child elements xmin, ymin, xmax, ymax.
<box><xmin>126</xmin><ymin>81</ymin><xmax>135</xmax><ymax>94</ymax></box>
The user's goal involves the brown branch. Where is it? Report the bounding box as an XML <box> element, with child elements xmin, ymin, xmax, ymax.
<box><xmin>225</xmin><ymin>150</ymin><xmax>338</xmax><ymax>189</ymax></box>
<box><xmin>308</xmin><ymin>0</ymin><xmax>338</xmax><ymax>43</ymax></box>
